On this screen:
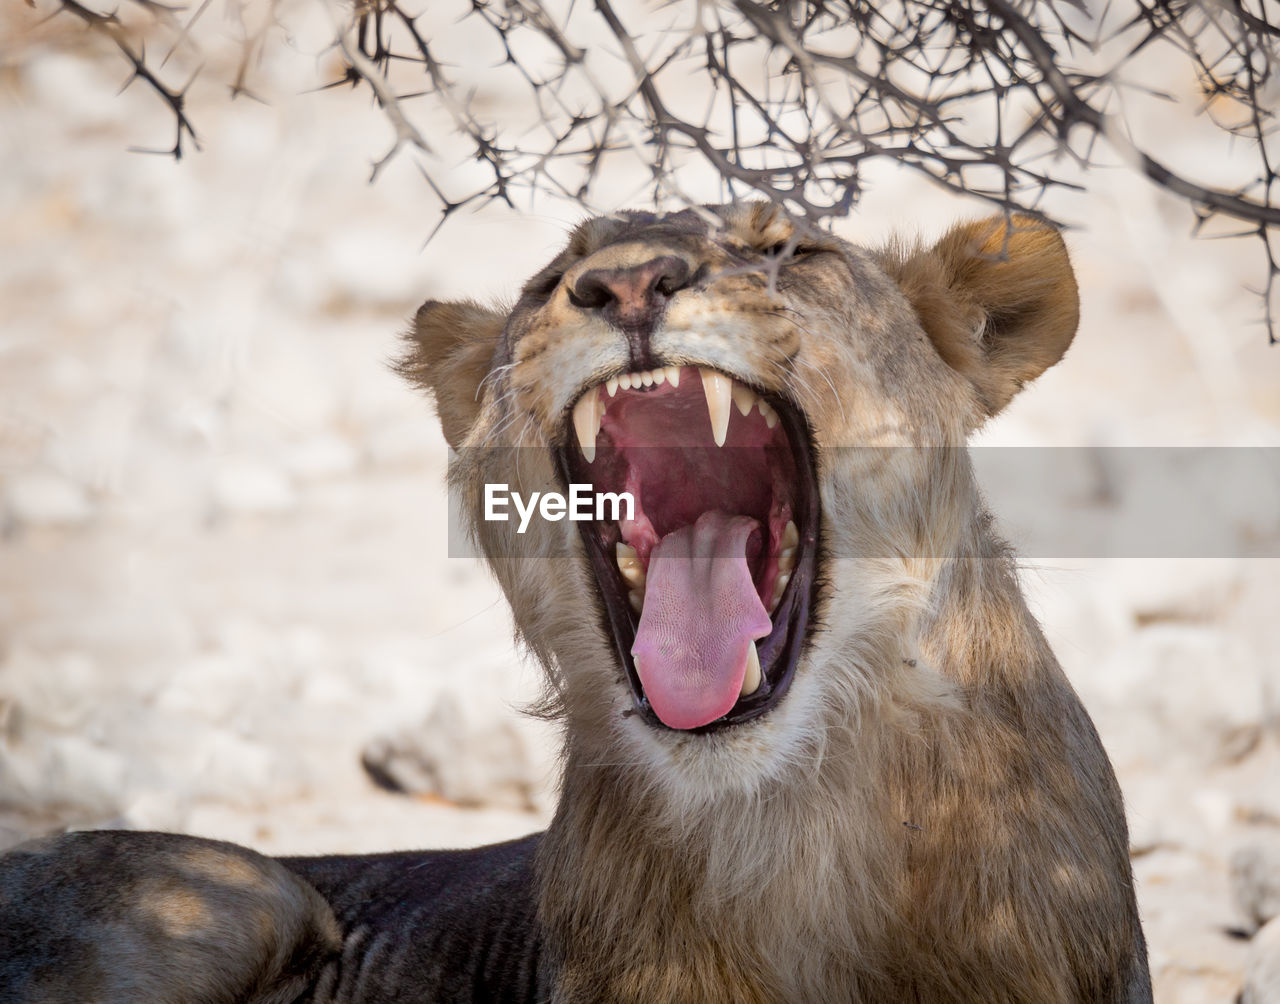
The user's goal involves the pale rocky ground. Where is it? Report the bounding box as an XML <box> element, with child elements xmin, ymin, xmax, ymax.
<box><xmin>1</xmin><ymin>5</ymin><xmax>1278</xmax><ymax>1002</ymax></box>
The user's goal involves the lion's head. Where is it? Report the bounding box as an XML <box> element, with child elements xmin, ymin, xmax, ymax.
<box><xmin>401</xmin><ymin>202</ymin><xmax>1078</xmax><ymax>805</ymax></box>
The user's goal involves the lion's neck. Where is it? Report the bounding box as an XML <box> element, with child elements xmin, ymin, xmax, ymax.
<box><xmin>538</xmin><ymin>735</ymin><xmax>905</xmax><ymax>1002</ymax></box>
<box><xmin>916</xmin><ymin>518</ymin><xmax>1060</xmax><ymax>689</ymax></box>
<box><xmin>537</xmin><ymin>523</ymin><xmax>1071</xmax><ymax>1001</ymax></box>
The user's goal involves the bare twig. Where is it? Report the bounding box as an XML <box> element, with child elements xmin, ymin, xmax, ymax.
<box><xmin>32</xmin><ymin>0</ymin><xmax>1280</xmax><ymax>340</ymax></box>
<box><xmin>55</xmin><ymin>0</ymin><xmax>200</xmax><ymax>158</ymax></box>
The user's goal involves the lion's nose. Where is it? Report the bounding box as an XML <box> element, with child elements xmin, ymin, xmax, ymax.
<box><xmin>568</xmin><ymin>255</ymin><xmax>693</xmax><ymax>331</ymax></box>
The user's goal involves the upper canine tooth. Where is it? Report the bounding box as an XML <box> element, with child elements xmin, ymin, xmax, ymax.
<box><xmin>731</xmin><ymin>382</ymin><xmax>757</xmax><ymax>417</ymax></box>
<box><xmin>665</xmin><ymin>366</ymin><xmax>681</xmax><ymax>387</ymax></box>
<box><xmin>740</xmin><ymin>641</ymin><xmax>762</xmax><ymax>697</ymax></box>
<box><xmin>573</xmin><ymin>389</ymin><xmax>602</xmax><ymax>463</ymax></box>
<box><xmin>699</xmin><ymin>368</ymin><xmax>733</xmax><ymax>447</ymax></box>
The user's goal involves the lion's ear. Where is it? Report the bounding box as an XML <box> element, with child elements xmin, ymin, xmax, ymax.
<box><xmin>398</xmin><ymin>299</ymin><xmax>505</xmax><ymax>450</ymax></box>
<box><xmin>881</xmin><ymin>215</ymin><xmax>1079</xmax><ymax>417</ymax></box>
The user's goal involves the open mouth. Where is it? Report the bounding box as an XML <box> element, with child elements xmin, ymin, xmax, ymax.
<box><xmin>556</xmin><ymin>365</ymin><xmax>819</xmax><ymax>733</ymax></box>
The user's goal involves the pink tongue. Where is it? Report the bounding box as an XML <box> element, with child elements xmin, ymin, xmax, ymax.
<box><xmin>631</xmin><ymin>512</ymin><xmax>772</xmax><ymax>730</ymax></box>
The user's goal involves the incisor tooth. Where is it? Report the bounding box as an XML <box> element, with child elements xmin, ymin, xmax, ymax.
<box><xmin>640</xmin><ymin>370</ymin><xmax>654</xmax><ymax>387</ymax></box>
<box><xmin>700</xmin><ymin>368</ymin><xmax>733</xmax><ymax>447</ymax></box>
<box><xmin>652</xmin><ymin>368</ymin><xmax>666</xmax><ymax>386</ymax></box>
<box><xmin>731</xmin><ymin>382</ymin><xmax>756</xmax><ymax>417</ymax></box>
<box><xmin>781</xmin><ymin>520</ymin><xmax>799</xmax><ymax>550</ymax></box>
<box><xmin>619</xmin><ymin>374</ymin><xmax>632</xmax><ymax>390</ymax></box>
<box><xmin>665</xmin><ymin>366</ymin><xmax>681</xmax><ymax>387</ymax></box>
<box><xmin>573</xmin><ymin>390</ymin><xmax>601</xmax><ymax>463</ymax></box>
<box><xmin>740</xmin><ymin>641</ymin><xmax>762</xmax><ymax>697</ymax></box>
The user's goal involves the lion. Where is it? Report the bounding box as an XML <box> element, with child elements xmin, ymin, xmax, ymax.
<box><xmin>0</xmin><ymin>203</ymin><xmax>1150</xmax><ymax>1003</ymax></box>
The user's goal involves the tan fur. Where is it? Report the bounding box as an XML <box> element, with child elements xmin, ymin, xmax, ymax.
<box><xmin>404</xmin><ymin>204</ymin><xmax>1147</xmax><ymax>1002</ymax></box>
<box><xmin>400</xmin><ymin>299</ymin><xmax>507</xmax><ymax>449</ymax></box>
<box><xmin>137</xmin><ymin>884</ymin><xmax>213</xmax><ymax>937</ymax></box>
<box><xmin>876</xmin><ymin>214</ymin><xmax>1080</xmax><ymax>417</ymax></box>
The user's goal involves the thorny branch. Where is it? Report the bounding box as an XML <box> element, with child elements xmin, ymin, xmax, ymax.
<box><xmin>52</xmin><ymin>0</ymin><xmax>200</xmax><ymax>159</ymax></box>
<box><xmin>38</xmin><ymin>0</ymin><xmax>1280</xmax><ymax>340</ymax></box>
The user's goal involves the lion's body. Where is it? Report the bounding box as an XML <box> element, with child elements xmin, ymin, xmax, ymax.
<box><xmin>0</xmin><ymin>204</ymin><xmax>1150</xmax><ymax>1003</ymax></box>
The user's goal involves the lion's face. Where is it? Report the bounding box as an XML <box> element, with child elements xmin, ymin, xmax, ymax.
<box><xmin>404</xmin><ymin>203</ymin><xmax>1078</xmax><ymax>801</ymax></box>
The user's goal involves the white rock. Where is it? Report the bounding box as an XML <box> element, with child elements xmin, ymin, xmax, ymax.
<box><xmin>1233</xmin><ymin>838</ymin><xmax>1280</xmax><ymax>931</ymax></box>
<box><xmin>211</xmin><ymin>459</ymin><xmax>297</xmax><ymax>516</ymax></box>
<box><xmin>360</xmin><ymin>692</ymin><xmax>547</xmax><ymax>812</ymax></box>
<box><xmin>366</xmin><ymin>418</ymin><xmax>445</xmax><ymax>469</ymax></box>
<box><xmin>1108</xmin><ymin>558</ymin><xmax>1244</xmax><ymax>626</ymax></box>
<box><xmin>1090</xmin><ymin>625</ymin><xmax>1264</xmax><ymax>768</ymax></box>
<box><xmin>39</xmin><ymin>736</ymin><xmax>129</xmax><ymax>817</ymax></box>
<box><xmin>153</xmin><ymin>653</ymin><xmax>252</xmax><ymax>726</ymax></box>
<box><xmin>1</xmin><ymin>650</ymin><xmax>102</xmax><ymax>733</ymax></box>
<box><xmin>285</xmin><ymin>434</ymin><xmax>359</xmax><ymax>481</ymax></box>
<box><xmin>1242</xmin><ymin>917</ymin><xmax>1280</xmax><ymax>1004</ymax></box>
<box><xmin>228</xmin><ymin>335</ymin><xmax>341</xmax><ymax>435</ymax></box>
<box><xmin>324</xmin><ymin>226</ymin><xmax>425</xmax><ymax>307</ymax></box>
<box><xmin>120</xmin><ymin>791</ymin><xmax>190</xmax><ymax>833</ymax></box>
<box><xmin>5</xmin><ymin>471</ymin><xmax>93</xmax><ymax>528</ymax></box>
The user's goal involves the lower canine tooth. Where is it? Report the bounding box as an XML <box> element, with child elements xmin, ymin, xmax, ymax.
<box><xmin>573</xmin><ymin>390</ymin><xmax>602</xmax><ymax>463</ymax></box>
<box><xmin>628</xmin><ymin>589</ymin><xmax>644</xmax><ymax>614</ymax></box>
<box><xmin>781</xmin><ymin>520</ymin><xmax>799</xmax><ymax>550</ymax></box>
<box><xmin>616</xmin><ymin>542</ymin><xmax>645</xmax><ymax>586</ymax></box>
<box><xmin>770</xmin><ymin>571</ymin><xmax>791</xmax><ymax>612</ymax></box>
<box><xmin>740</xmin><ymin>642</ymin><xmax>762</xmax><ymax>697</ymax></box>
<box><xmin>699</xmin><ymin>368</ymin><xmax>733</xmax><ymax>447</ymax></box>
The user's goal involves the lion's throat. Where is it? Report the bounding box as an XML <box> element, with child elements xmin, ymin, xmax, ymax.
<box><xmin>630</xmin><ymin>512</ymin><xmax>772</xmax><ymax>730</ymax></box>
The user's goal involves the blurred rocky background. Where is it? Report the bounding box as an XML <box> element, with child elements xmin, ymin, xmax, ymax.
<box><xmin>0</xmin><ymin>2</ymin><xmax>1277</xmax><ymax>1000</ymax></box>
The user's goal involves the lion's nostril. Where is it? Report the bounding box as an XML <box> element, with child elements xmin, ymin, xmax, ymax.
<box><xmin>568</xmin><ymin>276</ymin><xmax>614</xmax><ymax>311</ymax></box>
<box><xmin>653</xmin><ymin>273</ymin><xmax>679</xmax><ymax>297</ymax></box>
<box><xmin>649</xmin><ymin>257</ymin><xmax>691</xmax><ymax>299</ymax></box>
